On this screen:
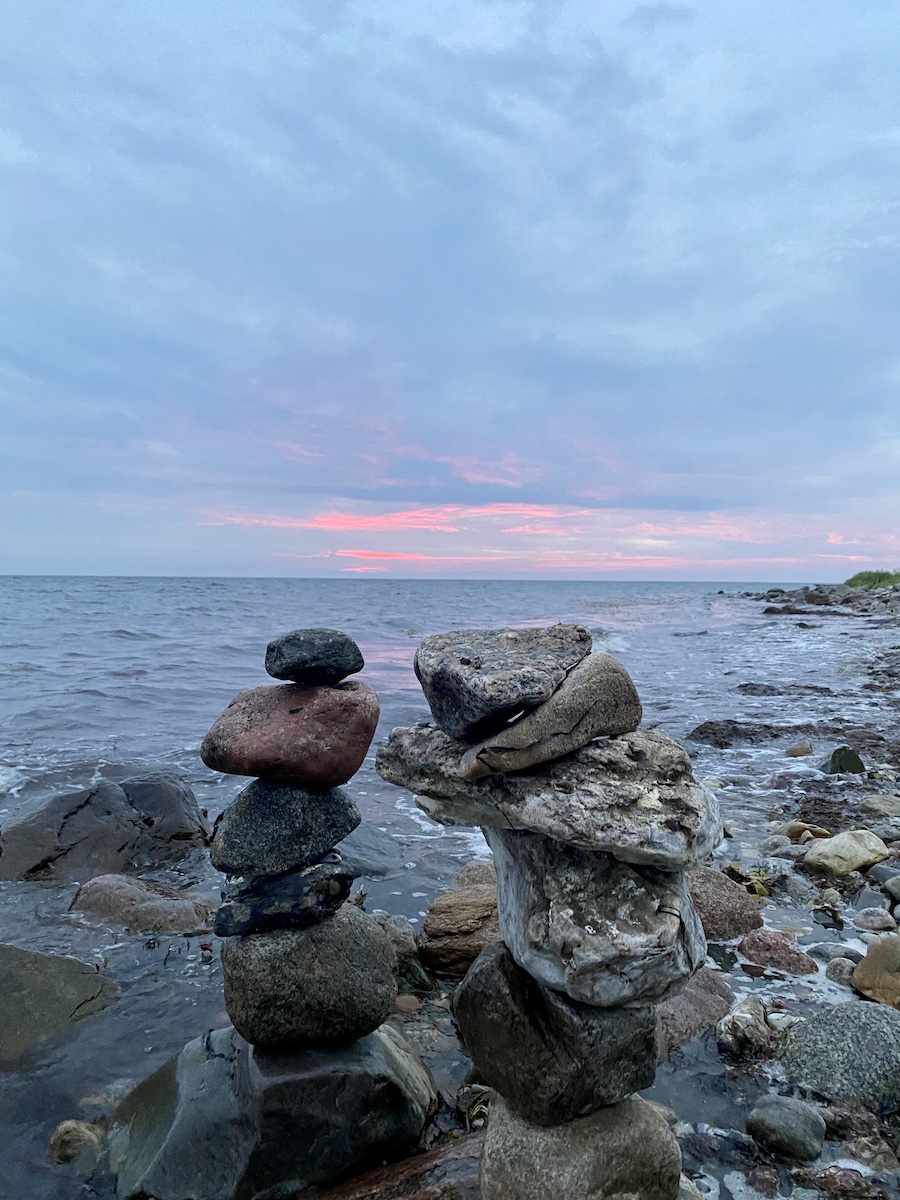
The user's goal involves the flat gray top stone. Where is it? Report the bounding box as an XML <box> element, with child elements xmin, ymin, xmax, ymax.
<box><xmin>413</xmin><ymin>624</ymin><xmax>592</xmax><ymax>741</ymax></box>
<box><xmin>376</xmin><ymin>725</ymin><xmax>722</xmax><ymax>870</ymax></box>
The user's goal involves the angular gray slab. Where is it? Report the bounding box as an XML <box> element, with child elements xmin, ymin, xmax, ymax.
<box><xmin>214</xmin><ymin>856</ymin><xmax>353</xmax><ymax>937</ymax></box>
<box><xmin>453</xmin><ymin>941</ymin><xmax>656</xmax><ymax>1124</ymax></box>
<box><xmin>376</xmin><ymin>725</ymin><xmax>721</xmax><ymax>870</ymax></box>
<box><xmin>460</xmin><ymin>652</ymin><xmax>641</xmax><ymax>778</ymax></box>
<box><xmin>486</xmin><ymin>827</ymin><xmax>706</xmax><ymax>1006</ymax></box>
<box><xmin>0</xmin><ymin>944</ymin><xmax>118</xmax><ymax>1064</ymax></box>
<box><xmin>413</xmin><ymin>624</ymin><xmax>592</xmax><ymax>741</ymax></box>
<box><xmin>109</xmin><ymin>1023</ymin><xmax>437</xmax><ymax>1200</ymax></box>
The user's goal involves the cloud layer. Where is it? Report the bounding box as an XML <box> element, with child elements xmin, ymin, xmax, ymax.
<box><xmin>2</xmin><ymin>1</ymin><xmax>899</xmax><ymax>576</ymax></box>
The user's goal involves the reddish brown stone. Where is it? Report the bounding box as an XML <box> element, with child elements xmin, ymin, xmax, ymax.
<box><xmin>738</xmin><ymin>928</ymin><xmax>818</xmax><ymax>976</ymax></box>
<box><xmin>201</xmin><ymin>681</ymin><xmax>379</xmax><ymax>787</ymax></box>
<box><xmin>313</xmin><ymin>1134</ymin><xmax>483</xmax><ymax>1200</ymax></box>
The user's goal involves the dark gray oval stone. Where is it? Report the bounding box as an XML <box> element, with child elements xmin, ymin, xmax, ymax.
<box><xmin>265</xmin><ymin>628</ymin><xmax>364</xmax><ymax>685</ymax></box>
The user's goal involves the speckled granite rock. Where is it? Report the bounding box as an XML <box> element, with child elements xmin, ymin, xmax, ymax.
<box><xmin>453</xmin><ymin>942</ymin><xmax>656</xmax><ymax>1125</ymax></box>
<box><xmin>221</xmin><ymin>904</ymin><xmax>397</xmax><ymax>1048</ymax></box>
<box><xmin>210</xmin><ymin>780</ymin><xmax>360</xmax><ymax>877</ymax></box>
<box><xmin>376</xmin><ymin>726</ymin><xmax>721</xmax><ymax>871</ymax></box>
<box><xmin>413</xmin><ymin>624</ymin><xmax>592</xmax><ymax>742</ymax></box>
<box><xmin>781</xmin><ymin>1002</ymin><xmax>900</xmax><ymax>1113</ymax></box>
<box><xmin>459</xmin><ymin>653</ymin><xmax>642</xmax><ymax>778</ymax></box>
<box><xmin>265</xmin><ymin>627</ymin><xmax>364</xmax><ymax>685</ymax></box>
<box><xmin>480</xmin><ymin>1095</ymin><xmax>682</xmax><ymax>1200</ymax></box>
<box><xmin>486</xmin><ymin>827</ymin><xmax>705</xmax><ymax>1006</ymax></box>
<box><xmin>201</xmin><ymin>680</ymin><xmax>379</xmax><ymax>787</ymax></box>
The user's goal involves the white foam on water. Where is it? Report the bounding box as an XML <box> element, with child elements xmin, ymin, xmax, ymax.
<box><xmin>0</xmin><ymin>766</ymin><xmax>25</xmax><ymax>795</ymax></box>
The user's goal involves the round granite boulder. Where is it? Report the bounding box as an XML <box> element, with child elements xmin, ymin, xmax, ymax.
<box><xmin>781</xmin><ymin>1002</ymin><xmax>900</xmax><ymax>1113</ymax></box>
<box><xmin>221</xmin><ymin>904</ymin><xmax>398</xmax><ymax>1047</ymax></box>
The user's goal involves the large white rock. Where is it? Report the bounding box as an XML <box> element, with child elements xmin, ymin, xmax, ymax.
<box><xmin>803</xmin><ymin>829</ymin><xmax>889</xmax><ymax>875</ymax></box>
<box><xmin>376</xmin><ymin>726</ymin><xmax>721</xmax><ymax>871</ymax></box>
<box><xmin>485</xmin><ymin>827</ymin><xmax>705</xmax><ymax>1006</ymax></box>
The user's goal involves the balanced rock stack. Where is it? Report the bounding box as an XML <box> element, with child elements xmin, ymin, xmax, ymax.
<box><xmin>376</xmin><ymin>624</ymin><xmax>723</xmax><ymax>1200</ymax></box>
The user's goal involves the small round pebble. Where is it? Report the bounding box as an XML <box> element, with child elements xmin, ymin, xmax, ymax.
<box><xmin>825</xmin><ymin>957</ymin><xmax>857</xmax><ymax>987</ymax></box>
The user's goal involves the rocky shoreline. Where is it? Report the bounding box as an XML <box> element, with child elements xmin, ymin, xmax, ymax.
<box><xmin>4</xmin><ymin>590</ymin><xmax>900</xmax><ymax>1199</ymax></box>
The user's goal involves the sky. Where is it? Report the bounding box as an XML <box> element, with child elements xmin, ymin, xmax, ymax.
<box><xmin>2</xmin><ymin>0</ymin><xmax>899</xmax><ymax>579</ymax></box>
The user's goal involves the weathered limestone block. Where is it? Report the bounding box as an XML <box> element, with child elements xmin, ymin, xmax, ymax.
<box><xmin>376</xmin><ymin>726</ymin><xmax>722</xmax><ymax>871</ymax></box>
<box><xmin>460</xmin><ymin>652</ymin><xmax>642</xmax><ymax>779</ymax></box>
<box><xmin>453</xmin><ymin>942</ymin><xmax>657</xmax><ymax>1124</ymax></box>
<box><xmin>485</xmin><ymin>827</ymin><xmax>705</xmax><ymax>1006</ymax></box>
<box><xmin>413</xmin><ymin>624</ymin><xmax>592</xmax><ymax>741</ymax></box>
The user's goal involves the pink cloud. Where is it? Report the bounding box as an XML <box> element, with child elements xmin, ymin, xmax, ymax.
<box><xmin>335</xmin><ymin>549</ymin><xmax>510</xmax><ymax>562</ymax></box>
<box><xmin>275</xmin><ymin>440</ymin><xmax>324</xmax><ymax>463</ymax></box>
<box><xmin>437</xmin><ymin>452</ymin><xmax>543</xmax><ymax>487</ymax></box>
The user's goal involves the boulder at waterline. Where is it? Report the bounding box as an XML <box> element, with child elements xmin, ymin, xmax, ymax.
<box><xmin>453</xmin><ymin>942</ymin><xmax>657</xmax><ymax>1125</ymax></box>
<box><xmin>686</xmin><ymin>867</ymin><xmax>764</xmax><ymax>941</ymax></box>
<box><xmin>201</xmin><ymin>680</ymin><xmax>379</xmax><ymax>787</ymax></box>
<box><xmin>0</xmin><ymin>780</ymin><xmax>197</xmax><ymax>883</ymax></box>
<box><xmin>862</xmin><ymin>794</ymin><xmax>900</xmax><ymax>819</ymax></box>
<box><xmin>737</xmin><ymin>928</ymin><xmax>818</xmax><ymax>976</ymax></box>
<box><xmin>716</xmin><ymin>996</ymin><xmax>779</xmax><ymax>1061</ymax></box>
<box><xmin>413</xmin><ymin>623</ymin><xmax>592</xmax><ymax>742</ymax></box>
<box><xmin>335</xmin><ymin>823</ymin><xmax>404</xmax><ymax>878</ymax></box>
<box><xmin>852</xmin><ymin>934</ymin><xmax>900</xmax><ymax>1006</ymax></box>
<box><xmin>48</xmin><ymin>1119</ymin><xmax>103</xmax><ymax>1168</ymax></box>
<box><xmin>459</xmin><ymin>652</ymin><xmax>642</xmax><ymax>779</ymax></box>
<box><xmin>486</xmin><ymin>826</ymin><xmax>705</xmax><ymax>1006</ymax></box>
<box><xmin>376</xmin><ymin>725</ymin><xmax>722</xmax><ymax>871</ymax></box>
<box><xmin>210</xmin><ymin>780</ymin><xmax>360</xmax><ymax>877</ymax></box>
<box><xmin>71</xmin><ymin>874</ymin><xmax>213</xmax><ymax>934</ymax></box>
<box><xmin>118</xmin><ymin>770</ymin><xmax>208</xmax><ymax>855</ymax></box>
<box><xmin>803</xmin><ymin>830</ymin><xmax>889</xmax><ymax>875</ymax></box>
<box><xmin>265</xmin><ymin>627</ymin><xmax>364</xmax><ymax>686</ymax></box>
<box><xmin>0</xmin><ymin>944</ymin><xmax>118</xmax><ymax>1064</ymax></box>
<box><xmin>109</xmin><ymin>1023</ymin><xmax>437</xmax><ymax>1200</ymax></box>
<box><xmin>372</xmin><ymin>912</ymin><xmax>434</xmax><ymax>994</ymax></box>
<box><xmin>416</xmin><ymin>883</ymin><xmax>500</xmax><ymax>976</ymax></box>
<box><xmin>822</xmin><ymin>745</ymin><xmax>865</xmax><ymax>774</ymax></box>
<box><xmin>221</xmin><ymin>904</ymin><xmax>397</xmax><ymax>1047</ymax></box>
<box><xmin>214</xmin><ymin>856</ymin><xmax>354</xmax><ymax>937</ymax></box>
<box><xmin>455</xmin><ymin>860</ymin><xmax>496</xmax><ymax>887</ymax></box>
<box><xmin>781</xmin><ymin>1002</ymin><xmax>900</xmax><ymax>1113</ymax></box>
<box><xmin>480</xmin><ymin>1095</ymin><xmax>682</xmax><ymax>1200</ymax></box>
<box><xmin>656</xmin><ymin>967</ymin><xmax>733</xmax><ymax>1060</ymax></box>
<box><xmin>746</xmin><ymin>1096</ymin><xmax>826</xmax><ymax>1162</ymax></box>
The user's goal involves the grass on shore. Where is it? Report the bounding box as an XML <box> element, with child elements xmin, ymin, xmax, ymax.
<box><xmin>845</xmin><ymin>569</ymin><xmax>900</xmax><ymax>589</ymax></box>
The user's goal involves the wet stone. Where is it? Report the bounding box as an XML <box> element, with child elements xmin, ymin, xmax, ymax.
<box><xmin>413</xmin><ymin>623</ymin><xmax>592</xmax><ymax>742</ymax></box>
<box><xmin>376</xmin><ymin>725</ymin><xmax>722</xmax><ymax>871</ymax></box>
<box><xmin>214</xmin><ymin>856</ymin><xmax>354</xmax><ymax>937</ymax></box>
<box><xmin>265</xmin><ymin>627</ymin><xmax>364</xmax><ymax>685</ymax></box>
<box><xmin>487</xmin><ymin>826</ymin><xmax>705</xmax><ymax>1006</ymax></box>
<box><xmin>210</xmin><ymin>780</ymin><xmax>360</xmax><ymax>877</ymax></box>
<box><xmin>746</xmin><ymin>1096</ymin><xmax>826</xmax><ymax>1163</ymax></box>
<box><xmin>221</xmin><ymin>904</ymin><xmax>397</xmax><ymax>1048</ymax></box>
<box><xmin>453</xmin><ymin>942</ymin><xmax>657</xmax><ymax>1125</ymax></box>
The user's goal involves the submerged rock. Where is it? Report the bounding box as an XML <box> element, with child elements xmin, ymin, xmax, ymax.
<box><xmin>413</xmin><ymin>623</ymin><xmax>592</xmax><ymax>742</ymax></box>
<box><xmin>487</xmin><ymin>827</ymin><xmax>705</xmax><ymax>1006</ymax></box>
<box><xmin>376</xmin><ymin>726</ymin><xmax>722</xmax><ymax>871</ymax></box>
<box><xmin>210</xmin><ymin>780</ymin><xmax>360</xmax><ymax>877</ymax></box>
<box><xmin>0</xmin><ymin>779</ymin><xmax>201</xmax><ymax>883</ymax></box>
<box><xmin>781</xmin><ymin>1002</ymin><xmax>900</xmax><ymax>1113</ymax></box>
<box><xmin>416</xmin><ymin>884</ymin><xmax>500</xmax><ymax>976</ymax></box>
<box><xmin>214</xmin><ymin>857</ymin><xmax>353</xmax><ymax>937</ymax></box>
<box><xmin>459</xmin><ymin>652</ymin><xmax>641</xmax><ymax>778</ymax></box>
<box><xmin>0</xmin><ymin>944</ymin><xmax>118</xmax><ymax>1065</ymax></box>
<box><xmin>71</xmin><ymin>874</ymin><xmax>213</xmax><ymax>934</ymax></box>
<box><xmin>335</xmin><ymin>823</ymin><xmax>404</xmax><ymax>878</ymax></box>
<box><xmin>686</xmin><ymin>867</ymin><xmax>764</xmax><ymax>941</ymax></box>
<box><xmin>265</xmin><ymin>627</ymin><xmax>364</xmax><ymax>686</ymax></box>
<box><xmin>480</xmin><ymin>1095</ymin><xmax>682</xmax><ymax>1200</ymax></box>
<box><xmin>221</xmin><ymin>904</ymin><xmax>397</xmax><ymax>1047</ymax></box>
<box><xmin>746</xmin><ymin>1096</ymin><xmax>826</xmax><ymax>1162</ymax></box>
<box><xmin>109</xmin><ymin>1023</ymin><xmax>437</xmax><ymax>1200</ymax></box>
<box><xmin>48</xmin><ymin>1120</ymin><xmax>103</xmax><ymax>1167</ymax></box>
<box><xmin>453</xmin><ymin>942</ymin><xmax>657</xmax><ymax>1125</ymax></box>
<box><xmin>201</xmin><ymin>680</ymin><xmax>379</xmax><ymax>787</ymax></box>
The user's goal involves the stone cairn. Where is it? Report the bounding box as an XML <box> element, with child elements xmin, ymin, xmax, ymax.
<box><xmin>108</xmin><ymin>629</ymin><xmax>437</xmax><ymax>1200</ymax></box>
<box><xmin>376</xmin><ymin>623</ymin><xmax>723</xmax><ymax>1200</ymax></box>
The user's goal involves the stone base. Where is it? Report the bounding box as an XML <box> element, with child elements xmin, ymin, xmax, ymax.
<box><xmin>453</xmin><ymin>942</ymin><xmax>656</xmax><ymax>1125</ymax></box>
<box><xmin>109</xmin><ymin>1023</ymin><xmax>438</xmax><ymax>1200</ymax></box>
<box><xmin>480</xmin><ymin>1096</ymin><xmax>682</xmax><ymax>1200</ymax></box>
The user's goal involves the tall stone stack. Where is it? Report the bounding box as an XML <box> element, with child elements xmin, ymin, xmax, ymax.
<box><xmin>376</xmin><ymin>624</ymin><xmax>723</xmax><ymax>1200</ymax></box>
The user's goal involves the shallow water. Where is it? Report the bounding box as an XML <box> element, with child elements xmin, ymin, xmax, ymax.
<box><xmin>1</xmin><ymin>576</ymin><xmax>898</xmax><ymax>1198</ymax></box>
